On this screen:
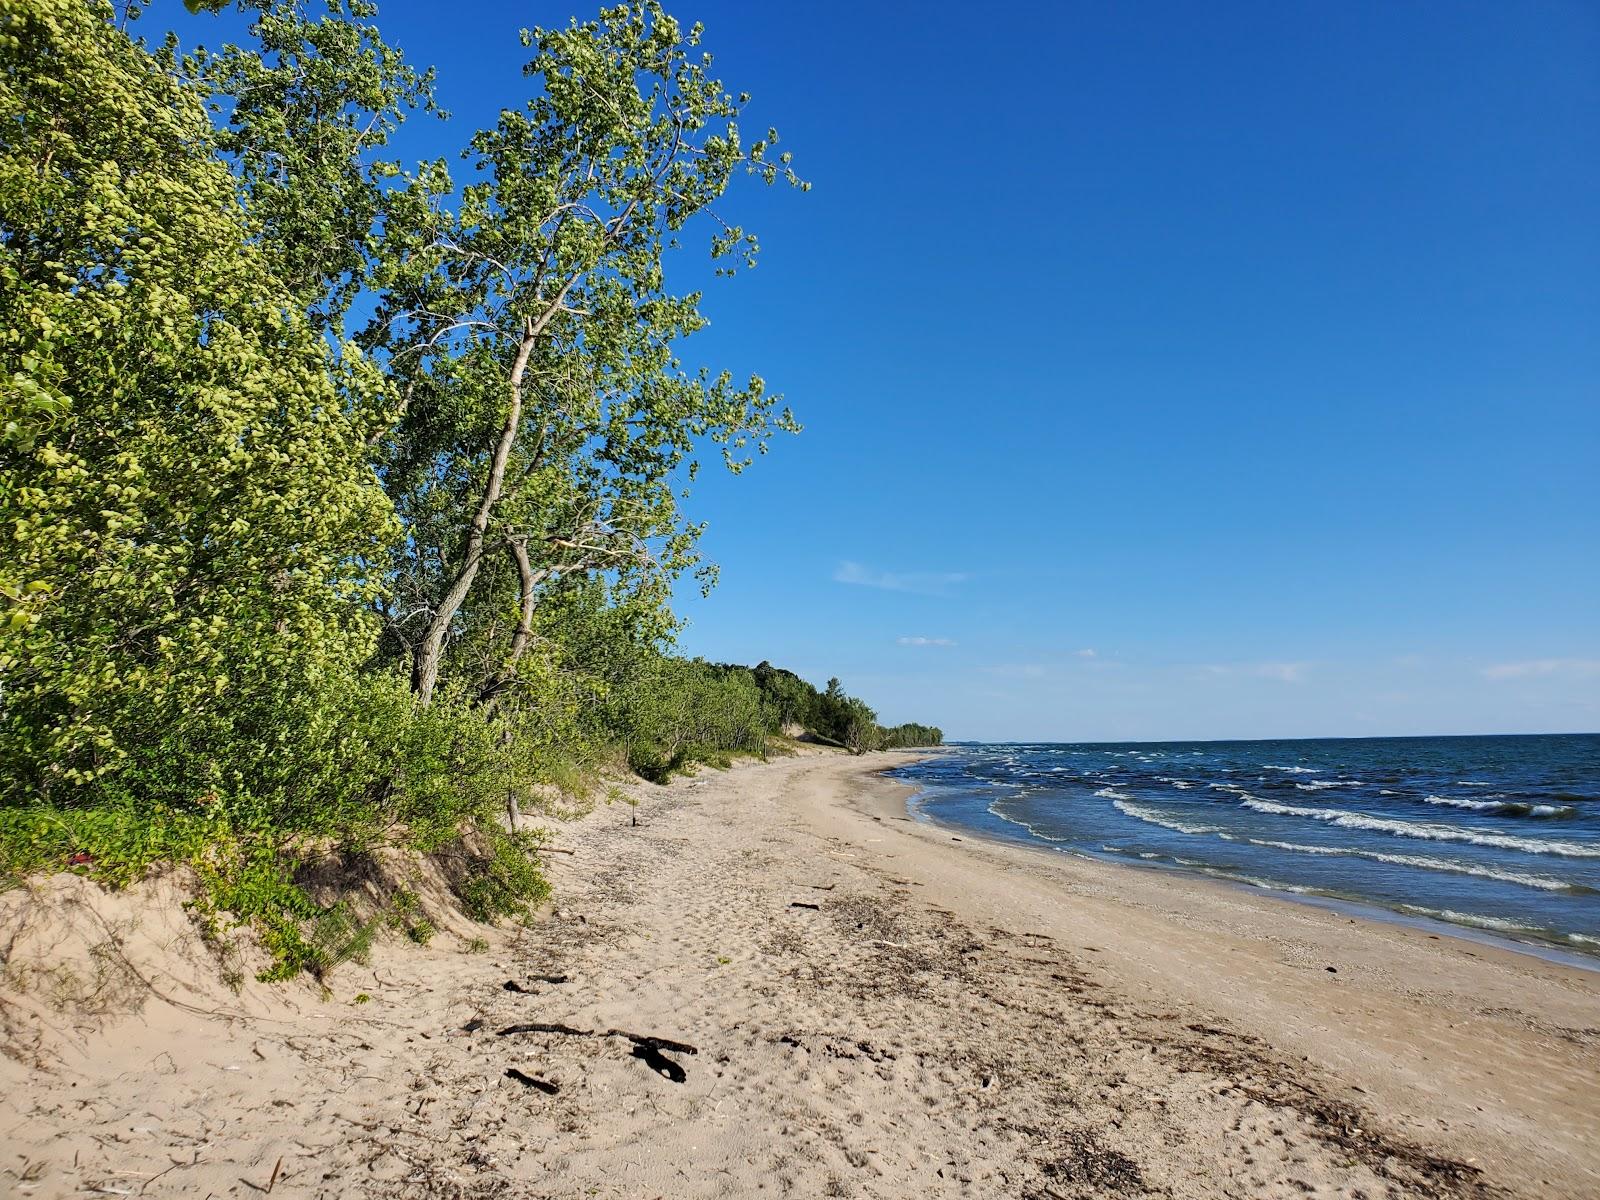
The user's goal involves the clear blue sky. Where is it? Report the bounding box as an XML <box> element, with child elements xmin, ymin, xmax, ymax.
<box><xmin>172</xmin><ymin>0</ymin><xmax>1599</xmax><ymax>741</ymax></box>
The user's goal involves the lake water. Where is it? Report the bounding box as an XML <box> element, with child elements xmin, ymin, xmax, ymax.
<box><xmin>889</xmin><ymin>734</ymin><xmax>1600</xmax><ymax>957</ymax></box>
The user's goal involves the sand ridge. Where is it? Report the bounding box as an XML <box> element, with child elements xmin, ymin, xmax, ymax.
<box><xmin>2</xmin><ymin>750</ymin><xmax>1595</xmax><ymax>1197</ymax></box>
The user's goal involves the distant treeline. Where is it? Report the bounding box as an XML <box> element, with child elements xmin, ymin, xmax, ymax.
<box><xmin>742</xmin><ymin>661</ymin><xmax>942</xmax><ymax>753</ymax></box>
<box><xmin>607</xmin><ymin>655</ymin><xmax>942</xmax><ymax>782</ymax></box>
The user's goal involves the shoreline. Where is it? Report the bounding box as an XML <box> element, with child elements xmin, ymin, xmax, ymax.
<box><xmin>894</xmin><ymin>762</ymin><xmax>1600</xmax><ymax>974</ymax></box>
<box><xmin>889</xmin><ymin>749</ymin><xmax>1600</xmax><ymax>973</ymax></box>
<box><xmin>807</xmin><ymin>753</ymin><xmax>1600</xmax><ymax>1194</ymax></box>
<box><xmin>4</xmin><ymin>749</ymin><xmax>1596</xmax><ymax>1198</ymax></box>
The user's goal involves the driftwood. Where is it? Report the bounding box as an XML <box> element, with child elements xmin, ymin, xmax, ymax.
<box><xmin>498</xmin><ymin>1022</ymin><xmax>697</xmax><ymax>1083</ymax></box>
<box><xmin>497</xmin><ymin>1022</ymin><xmax>697</xmax><ymax>1056</ymax></box>
<box><xmin>505</xmin><ymin>1067</ymin><xmax>560</xmax><ymax>1095</ymax></box>
<box><xmin>789</xmin><ymin>901</ymin><xmax>820</xmax><ymax>911</ymax></box>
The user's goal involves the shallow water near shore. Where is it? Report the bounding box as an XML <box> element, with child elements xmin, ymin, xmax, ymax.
<box><xmin>891</xmin><ymin>733</ymin><xmax>1600</xmax><ymax>959</ymax></box>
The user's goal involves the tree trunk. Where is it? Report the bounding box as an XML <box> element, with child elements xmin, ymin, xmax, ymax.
<box><xmin>476</xmin><ymin>538</ymin><xmax>548</xmax><ymax>707</ymax></box>
<box><xmin>409</xmin><ymin>321</ymin><xmax>539</xmax><ymax>704</ymax></box>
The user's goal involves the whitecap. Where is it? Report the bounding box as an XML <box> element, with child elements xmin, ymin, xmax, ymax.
<box><xmin>1243</xmin><ymin>837</ymin><xmax>1578</xmax><ymax>892</ymax></box>
<box><xmin>1397</xmin><ymin>904</ymin><xmax>1552</xmax><ymax>938</ymax></box>
<box><xmin>1296</xmin><ymin>780</ymin><xmax>1363</xmax><ymax>791</ymax></box>
<box><xmin>1238</xmin><ymin>797</ymin><xmax>1600</xmax><ymax>858</ymax></box>
<box><xmin>986</xmin><ymin>799</ymin><xmax>1070</xmax><ymax>844</ymax></box>
<box><xmin>1262</xmin><ymin>765</ymin><xmax>1318</xmax><ymax>774</ymax></box>
<box><xmin>1110</xmin><ymin>798</ymin><xmax>1224</xmax><ymax>836</ymax></box>
<box><xmin>1423</xmin><ymin>795</ymin><xmax>1575</xmax><ymax>818</ymax></box>
<box><xmin>1209</xmin><ymin>782</ymin><xmax>1253</xmax><ymax>795</ymax></box>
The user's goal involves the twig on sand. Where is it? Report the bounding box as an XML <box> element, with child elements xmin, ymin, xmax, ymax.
<box><xmin>497</xmin><ymin>1023</ymin><xmax>697</xmax><ymax>1056</ymax></box>
<box><xmin>505</xmin><ymin>1067</ymin><xmax>560</xmax><ymax>1094</ymax></box>
<box><xmin>532</xmin><ymin>846</ymin><xmax>576</xmax><ymax>855</ymax></box>
<box><xmin>498</xmin><ymin>1022</ymin><xmax>699</xmax><ymax>1082</ymax></box>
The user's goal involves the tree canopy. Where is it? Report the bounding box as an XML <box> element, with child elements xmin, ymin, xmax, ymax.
<box><xmin>0</xmin><ymin>0</ymin><xmax>940</xmax><ymax>978</ymax></box>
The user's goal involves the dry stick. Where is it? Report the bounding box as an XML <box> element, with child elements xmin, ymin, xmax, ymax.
<box><xmin>266</xmin><ymin>1157</ymin><xmax>282</xmax><ymax>1194</ymax></box>
<box><xmin>505</xmin><ymin>1067</ymin><xmax>560</xmax><ymax>1095</ymax></box>
<box><xmin>531</xmin><ymin>846</ymin><xmax>576</xmax><ymax>855</ymax></box>
<box><xmin>497</xmin><ymin>1022</ymin><xmax>697</xmax><ymax>1056</ymax></box>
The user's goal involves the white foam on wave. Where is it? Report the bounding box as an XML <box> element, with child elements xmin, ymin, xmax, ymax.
<box><xmin>1156</xmin><ymin>776</ymin><xmax>1196</xmax><ymax>790</ymax></box>
<box><xmin>1239</xmin><ymin>797</ymin><xmax>1600</xmax><ymax>858</ymax></box>
<box><xmin>1397</xmin><ymin>904</ymin><xmax>1551</xmax><ymax>938</ymax></box>
<box><xmin>1209</xmin><ymin>782</ymin><xmax>1253</xmax><ymax>796</ymax></box>
<box><xmin>986</xmin><ymin>798</ymin><xmax>1070</xmax><ymax>843</ymax></box>
<box><xmin>1109</xmin><ymin>797</ymin><xmax>1224</xmax><ymax>836</ymax></box>
<box><xmin>1243</xmin><ymin>837</ymin><xmax>1578</xmax><ymax>892</ymax></box>
<box><xmin>1215</xmin><ymin>871</ymin><xmax>1317</xmax><ymax>895</ymax></box>
<box><xmin>1098</xmin><ymin>845</ymin><xmax>1309</xmax><ymax>892</ymax></box>
<box><xmin>1262</xmin><ymin>765</ymin><xmax>1318</xmax><ymax>774</ymax></box>
<box><xmin>1422</xmin><ymin>794</ymin><xmax>1574</xmax><ymax>818</ymax></box>
<box><xmin>1295</xmin><ymin>779</ymin><xmax>1363</xmax><ymax>792</ymax></box>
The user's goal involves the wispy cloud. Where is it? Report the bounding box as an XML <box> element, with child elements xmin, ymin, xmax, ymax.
<box><xmin>1482</xmin><ymin>658</ymin><xmax>1600</xmax><ymax>681</ymax></box>
<box><xmin>1199</xmin><ymin>661</ymin><xmax>1310</xmax><ymax>683</ymax></box>
<box><xmin>833</xmin><ymin>561</ymin><xmax>969</xmax><ymax>595</ymax></box>
<box><xmin>898</xmin><ymin>635</ymin><xmax>956</xmax><ymax>647</ymax></box>
<box><xmin>1074</xmin><ymin>648</ymin><xmax>1097</xmax><ymax>658</ymax></box>
<box><xmin>982</xmin><ymin>663</ymin><xmax>1047</xmax><ymax>679</ymax></box>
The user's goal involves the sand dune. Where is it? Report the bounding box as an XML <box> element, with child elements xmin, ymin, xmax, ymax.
<box><xmin>3</xmin><ymin>750</ymin><xmax>1596</xmax><ymax>1197</ymax></box>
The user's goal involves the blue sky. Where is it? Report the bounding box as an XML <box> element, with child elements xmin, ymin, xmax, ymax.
<box><xmin>171</xmin><ymin>1</ymin><xmax>1599</xmax><ymax>741</ymax></box>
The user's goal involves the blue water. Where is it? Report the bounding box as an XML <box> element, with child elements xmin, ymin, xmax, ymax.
<box><xmin>889</xmin><ymin>734</ymin><xmax>1600</xmax><ymax>957</ymax></box>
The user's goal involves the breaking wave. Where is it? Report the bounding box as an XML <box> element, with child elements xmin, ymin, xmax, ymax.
<box><xmin>1238</xmin><ymin>797</ymin><xmax>1600</xmax><ymax>858</ymax></box>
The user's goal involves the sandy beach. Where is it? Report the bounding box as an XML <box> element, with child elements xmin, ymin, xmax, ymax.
<box><xmin>3</xmin><ymin>749</ymin><xmax>1597</xmax><ymax>1198</ymax></box>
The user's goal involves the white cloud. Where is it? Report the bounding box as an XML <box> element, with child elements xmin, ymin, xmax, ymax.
<box><xmin>1198</xmin><ymin>661</ymin><xmax>1310</xmax><ymax>683</ymax></box>
<box><xmin>1255</xmin><ymin>662</ymin><xmax>1308</xmax><ymax>683</ymax></box>
<box><xmin>1482</xmin><ymin>658</ymin><xmax>1600</xmax><ymax>681</ymax></box>
<box><xmin>898</xmin><ymin>636</ymin><xmax>956</xmax><ymax>647</ymax></box>
<box><xmin>833</xmin><ymin>561</ymin><xmax>969</xmax><ymax>595</ymax></box>
<box><xmin>1074</xmin><ymin>648</ymin><xmax>1097</xmax><ymax>658</ymax></box>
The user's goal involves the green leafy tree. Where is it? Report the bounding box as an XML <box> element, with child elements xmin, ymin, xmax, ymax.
<box><xmin>0</xmin><ymin>0</ymin><xmax>393</xmax><ymax>804</ymax></box>
<box><xmin>364</xmin><ymin>2</ymin><xmax>806</xmax><ymax>705</ymax></box>
<box><xmin>175</xmin><ymin>0</ymin><xmax>439</xmax><ymax>332</ymax></box>
<box><xmin>0</xmin><ymin>0</ymin><xmax>936</xmax><ymax>978</ymax></box>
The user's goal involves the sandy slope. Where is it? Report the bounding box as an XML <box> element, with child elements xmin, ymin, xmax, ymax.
<box><xmin>2</xmin><ymin>750</ymin><xmax>1596</xmax><ymax>1198</ymax></box>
